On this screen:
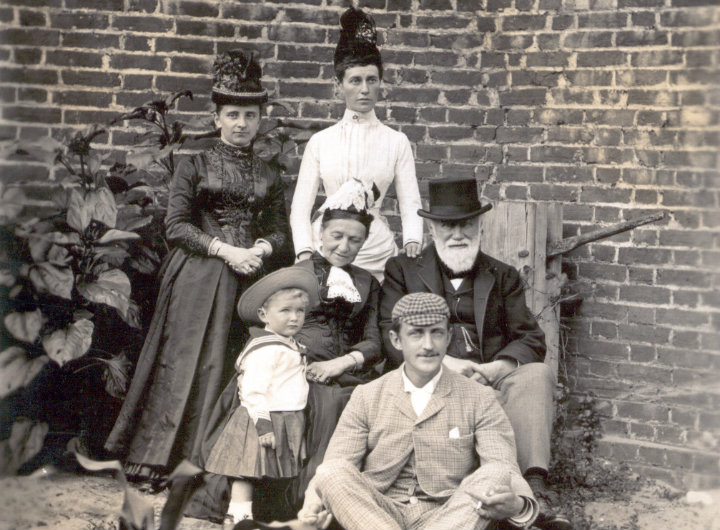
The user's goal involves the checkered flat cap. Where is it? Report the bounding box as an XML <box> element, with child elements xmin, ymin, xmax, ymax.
<box><xmin>391</xmin><ymin>292</ymin><xmax>450</xmax><ymax>327</ymax></box>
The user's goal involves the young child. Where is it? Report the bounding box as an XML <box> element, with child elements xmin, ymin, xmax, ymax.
<box><xmin>203</xmin><ymin>266</ymin><xmax>319</xmax><ymax>527</ymax></box>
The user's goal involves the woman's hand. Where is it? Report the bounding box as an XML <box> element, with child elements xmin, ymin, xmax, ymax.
<box><xmin>306</xmin><ymin>357</ymin><xmax>354</xmax><ymax>384</ymax></box>
<box><xmin>258</xmin><ymin>432</ymin><xmax>276</xmax><ymax>449</ymax></box>
<box><xmin>217</xmin><ymin>243</ymin><xmax>262</xmax><ymax>275</ymax></box>
<box><xmin>403</xmin><ymin>242</ymin><xmax>421</xmax><ymax>258</ymax></box>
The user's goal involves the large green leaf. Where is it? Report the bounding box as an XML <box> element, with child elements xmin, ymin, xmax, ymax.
<box><xmin>77</xmin><ymin>268</ymin><xmax>131</xmax><ymax>317</ymax></box>
<box><xmin>129</xmin><ymin>247</ymin><xmax>160</xmax><ymax>276</ymax></box>
<box><xmin>3</xmin><ymin>309</ymin><xmax>45</xmax><ymax>344</ymax></box>
<box><xmin>123</xmin><ymin>300</ymin><xmax>142</xmax><ymax>329</ymax></box>
<box><xmin>0</xmin><ymin>418</ymin><xmax>49</xmax><ymax>475</ymax></box>
<box><xmin>93</xmin><ymin>246</ymin><xmax>130</xmax><ymax>268</ymax></box>
<box><xmin>99</xmin><ymin>353</ymin><xmax>131</xmax><ymax>399</ymax></box>
<box><xmin>0</xmin><ymin>186</ymin><xmax>26</xmax><ymax>223</ymax></box>
<box><xmin>97</xmin><ymin>229</ymin><xmax>140</xmax><ymax>244</ymax></box>
<box><xmin>87</xmin><ymin>187</ymin><xmax>117</xmax><ymax>228</ymax></box>
<box><xmin>29</xmin><ymin>262</ymin><xmax>74</xmax><ymax>299</ymax></box>
<box><xmin>42</xmin><ymin>318</ymin><xmax>94</xmax><ymax>366</ymax></box>
<box><xmin>28</xmin><ymin>235</ymin><xmax>51</xmax><ymax>263</ymax></box>
<box><xmin>0</xmin><ymin>346</ymin><xmax>50</xmax><ymax>399</ymax></box>
<box><xmin>47</xmin><ymin>244</ymin><xmax>71</xmax><ymax>266</ymax></box>
<box><xmin>66</xmin><ymin>189</ymin><xmax>90</xmax><ymax>233</ymax></box>
<box><xmin>0</xmin><ymin>269</ymin><xmax>15</xmax><ymax>288</ymax></box>
<box><xmin>48</xmin><ymin>231</ymin><xmax>82</xmax><ymax>245</ymax></box>
<box><xmin>126</xmin><ymin>148</ymin><xmax>159</xmax><ymax>171</ymax></box>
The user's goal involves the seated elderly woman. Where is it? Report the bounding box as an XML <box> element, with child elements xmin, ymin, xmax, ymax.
<box><xmin>291</xmin><ymin>179</ymin><xmax>383</xmax><ymax>505</ymax></box>
<box><xmin>191</xmin><ymin>180</ymin><xmax>382</xmax><ymax>521</ymax></box>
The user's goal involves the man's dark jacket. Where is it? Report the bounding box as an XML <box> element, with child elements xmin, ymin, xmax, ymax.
<box><xmin>379</xmin><ymin>244</ymin><xmax>546</xmax><ymax>369</ymax></box>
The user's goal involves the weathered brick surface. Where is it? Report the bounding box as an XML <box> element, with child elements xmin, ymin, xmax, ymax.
<box><xmin>1</xmin><ymin>0</ymin><xmax>719</xmax><ymax>488</ymax></box>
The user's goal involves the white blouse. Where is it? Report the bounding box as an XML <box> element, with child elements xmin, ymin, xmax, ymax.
<box><xmin>237</xmin><ymin>332</ymin><xmax>308</xmax><ymax>424</ymax></box>
<box><xmin>290</xmin><ymin>108</ymin><xmax>423</xmax><ymax>280</ymax></box>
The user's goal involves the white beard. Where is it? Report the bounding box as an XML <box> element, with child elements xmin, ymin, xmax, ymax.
<box><xmin>433</xmin><ymin>235</ymin><xmax>481</xmax><ymax>275</ymax></box>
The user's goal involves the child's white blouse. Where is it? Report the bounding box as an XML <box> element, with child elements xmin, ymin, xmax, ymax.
<box><xmin>236</xmin><ymin>333</ymin><xmax>308</xmax><ymax>425</ymax></box>
<box><xmin>290</xmin><ymin>108</ymin><xmax>423</xmax><ymax>280</ymax></box>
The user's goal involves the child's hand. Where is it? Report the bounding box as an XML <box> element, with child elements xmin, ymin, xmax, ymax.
<box><xmin>259</xmin><ymin>432</ymin><xmax>276</xmax><ymax>449</ymax></box>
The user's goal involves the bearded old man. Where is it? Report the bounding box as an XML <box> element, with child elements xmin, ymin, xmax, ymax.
<box><xmin>379</xmin><ymin>178</ymin><xmax>572</xmax><ymax>530</ymax></box>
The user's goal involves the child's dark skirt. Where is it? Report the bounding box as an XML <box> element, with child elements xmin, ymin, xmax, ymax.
<box><xmin>204</xmin><ymin>405</ymin><xmax>305</xmax><ymax>479</ymax></box>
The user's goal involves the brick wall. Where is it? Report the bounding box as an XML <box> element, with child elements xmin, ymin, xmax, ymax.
<box><xmin>1</xmin><ymin>0</ymin><xmax>718</xmax><ymax>488</ymax></box>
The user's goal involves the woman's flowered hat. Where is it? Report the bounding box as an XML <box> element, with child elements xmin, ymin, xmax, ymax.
<box><xmin>212</xmin><ymin>49</ymin><xmax>268</xmax><ymax>106</ymax></box>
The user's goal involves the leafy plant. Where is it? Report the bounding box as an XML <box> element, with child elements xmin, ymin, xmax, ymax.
<box><xmin>110</xmin><ymin>90</ymin><xmax>203</xmax><ymax>210</ymax></box>
<box><xmin>548</xmin><ymin>346</ymin><xmax>643</xmax><ymax>530</ymax></box>
<box><xmin>253</xmin><ymin>102</ymin><xmax>322</xmax><ymax>173</ymax></box>
<box><xmin>0</xmin><ymin>127</ymin><xmax>162</xmax><ymax>463</ymax></box>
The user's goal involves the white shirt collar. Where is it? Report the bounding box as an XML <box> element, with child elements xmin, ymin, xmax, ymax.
<box><xmin>342</xmin><ymin>108</ymin><xmax>379</xmax><ymax>125</ymax></box>
<box><xmin>402</xmin><ymin>365</ymin><xmax>443</xmax><ymax>394</ymax></box>
<box><xmin>263</xmin><ymin>326</ymin><xmax>299</xmax><ymax>350</ymax></box>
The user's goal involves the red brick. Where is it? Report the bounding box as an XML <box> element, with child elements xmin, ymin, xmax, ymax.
<box><xmin>620</xmin><ymin>285</ymin><xmax>671</xmax><ymax>305</ymax></box>
<box><xmin>657</xmin><ymin>269</ymin><xmax>712</xmax><ymax>288</ymax></box>
<box><xmin>113</xmin><ymin>15</ymin><xmax>172</xmax><ymax>32</ymax></box>
<box><xmin>156</xmin><ymin>37</ymin><xmax>213</xmax><ymax>55</ymax></box>
<box><xmin>156</xmin><ymin>75</ymin><xmax>211</xmax><ymax>94</ymax></box>
<box><xmin>3</xmin><ymin>106</ymin><xmax>62</xmax><ymax>123</ymax></box>
<box><xmin>389</xmin><ymin>88</ymin><xmax>440</xmax><ymax>104</ymax></box>
<box><xmin>19</xmin><ymin>9</ymin><xmax>46</xmax><ymax>26</ymax></box>
<box><xmin>529</xmin><ymin>184</ymin><xmax>577</xmax><ymax>201</ymax></box>
<box><xmin>1</xmin><ymin>28</ymin><xmax>59</xmax><ymax>46</ymax></box>
<box><xmin>110</xmin><ymin>53</ymin><xmax>167</xmax><ymax>71</ymax></box>
<box><xmin>168</xmin><ymin>0</ymin><xmax>219</xmax><ymax>17</ymax></box>
<box><xmin>617</xmin><ymin>401</ymin><xmax>670</xmax><ymax>423</ymax></box>
<box><xmin>55</xmin><ymin>90</ymin><xmax>112</xmax><ymax>108</ymax></box>
<box><xmin>278</xmin><ymin>81</ymin><xmax>332</xmax><ymax>99</ymax></box>
<box><xmin>122</xmin><ymin>75</ymin><xmax>153</xmax><ymax>91</ymax></box>
<box><xmin>631</xmin><ymin>422</ymin><xmax>656</xmax><ymax>441</ymax></box>
<box><xmin>18</xmin><ymin>88</ymin><xmax>46</xmax><ymax>103</ymax></box>
<box><xmin>62</xmin><ymin>32</ymin><xmax>119</xmax><ymax>49</ymax></box>
<box><xmin>577</xmin><ymin>51</ymin><xmax>626</xmax><ymax>67</ymax></box>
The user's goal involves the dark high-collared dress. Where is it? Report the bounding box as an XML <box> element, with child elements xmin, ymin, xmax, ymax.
<box><xmin>291</xmin><ymin>252</ymin><xmax>382</xmax><ymax>503</ymax></box>
<box><xmin>104</xmin><ymin>140</ymin><xmax>289</xmax><ymax>474</ymax></box>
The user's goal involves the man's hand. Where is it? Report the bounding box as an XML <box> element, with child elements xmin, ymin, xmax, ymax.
<box><xmin>298</xmin><ymin>479</ymin><xmax>333</xmax><ymax>529</ymax></box>
<box><xmin>259</xmin><ymin>432</ymin><xmax>276</xmax><ymax>449</ymax></box>
<box><xmin>442</xmin><ymin>356</ymin><xmax>489</xmax><ymax>382</ymax></box>
<box><xmin>474</xmin><ymin>484</ymin><xmax>525</xmax><ymax>521</ymax></box>
<box><xmin>472</xmin><ymin>359</ymin><xmax>517</xmax><ymax>386</ymax></box>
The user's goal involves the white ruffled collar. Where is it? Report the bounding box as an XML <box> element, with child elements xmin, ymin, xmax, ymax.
<box><xmin>325</xmin><ymin>265</ymin><xmax>361</xmax><ymax>303</ymax></box>
<box><xmin>342</xmin><ymin>108</ymin><xmax>379</xmax><ymax>126</ymax></box>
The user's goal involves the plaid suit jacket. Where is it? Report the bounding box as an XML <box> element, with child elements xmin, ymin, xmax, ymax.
<box><xmin>322</xmin><ymin>367</ymin><xmax>532</xmax><ymax>500</ymax></box>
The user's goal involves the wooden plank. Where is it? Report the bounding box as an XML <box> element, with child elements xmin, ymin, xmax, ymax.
<box><xmin>547</xmin><ymin>211</ymin><xmax>667</xmax><ymax>258</ymax></box>
<box><xmin>479</xmin><ymin>201</ymin><xmax>563</xmax><ymax>374</ymax></box>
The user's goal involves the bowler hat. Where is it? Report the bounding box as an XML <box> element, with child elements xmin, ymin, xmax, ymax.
<box><xmin>238</xmin><ymin>266</ymin><xmax>320</xmax><ymax>324</ymax></box>
<box><xmin>417</xmin><ymin>178</ymin><xmax>492</xmax><ymax>221</ymax></box>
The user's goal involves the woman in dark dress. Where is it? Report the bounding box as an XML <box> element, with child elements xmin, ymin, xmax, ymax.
<box><xmin>104</xmin><ymin>49</ymin><xmax>290</xmax><ymax>484</ymax></box>
<box><xmin>291</xmin><ymin>179</ymin><xmax>383</xmax><ymax>505</ymax></box>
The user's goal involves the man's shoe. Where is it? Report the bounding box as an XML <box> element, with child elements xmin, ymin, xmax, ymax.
<box><xmin>526</xmin><ymin>476</ymin><xmax>573</xmax><ymax>530</ymax></box>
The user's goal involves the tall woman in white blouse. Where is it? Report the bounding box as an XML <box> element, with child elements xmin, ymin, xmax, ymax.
<box><xmin>290</xmin><ymin>7</ymin><xmax>422</xmax><ymax>281</ymax></box>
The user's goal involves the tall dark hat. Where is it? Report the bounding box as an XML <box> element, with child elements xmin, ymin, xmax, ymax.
<box><xmin>212</xmin><ymin>49</ymin><xmax>268</xmax><ymax>106</ymax></box>
<box><xmin>417</xmin><ymin>178</ymin><xmax>493</xmax><ymax>221</ymax></box>
<box><xmin>333</xmin><ymin>7</ymin><xmax>382</xmax><ymax>75</ymax></box>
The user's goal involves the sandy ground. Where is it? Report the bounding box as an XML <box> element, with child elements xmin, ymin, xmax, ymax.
<box><xmin>0</xmin><ymin>469</ymin><xmax>719</xmax><ymax>530</ymax></box>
